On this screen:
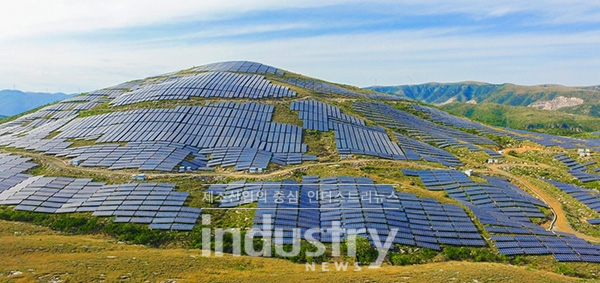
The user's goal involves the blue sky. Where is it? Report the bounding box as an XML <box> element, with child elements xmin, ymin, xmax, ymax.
<box><xmin>1</xmin><ymin>0</ymin><xmax>600</xmax><ymax>93</ymax></box>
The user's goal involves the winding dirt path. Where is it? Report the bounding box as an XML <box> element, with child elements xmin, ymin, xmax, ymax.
<box><xmin>486</xmin><ymin>164</ymin><xmax>600</xmax><ymax>243</ymax></box>
<box><xmin>4</xmin><ymin>149</ymin><xmax>442</xmax><ymax>180</ymax></box>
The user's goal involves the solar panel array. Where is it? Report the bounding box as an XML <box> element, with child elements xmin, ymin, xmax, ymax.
<box><xmin>0</xmin><ymin>154</ymin><xmax>37</xmax><ymax>193</ymax></box>
<box><xmin>354</xmin><ymin>102</ymin><xmax>497</xmax><ymax>148</ymax></box>
<box><xmin>110</xmin><ymin>72</ymin><xmax>296</xmax><ymax>106</ymax></box>
<box><xmin>393</xmin><ymin>134</ymin><xmax>463</xmax><ymax>167</ymax></box>
<box><xmin>412</xmin><ymin>104</ymin><xmax>526</xmax><ymax>141</ymax></box>
<box><xmin>46</xmin><ymin>102</ymin><xmax>308</xmax><ymax>171</ymax></box>
<box><xmin>200</xmin><ymin>147</ymin><xmax>272</xmax><ymax>171</ymax></box>
<box><xmin>333</xmin><ymin>122</ymin><xmax>406</xmax><ymax>159</ymax></box>
<box><xmin>588</xmin><ymin>218</ymin><xmax>600</xmax><ymax>225</ymax></box>
<box><xmin>56</xmin><ymin>103</ymin><xmax>295</xmax><ymax>149</ymax></box>
<box><xmin>554</xmin><ymin>154</ymin><xmax>586</xmax><ymax>170</ymax></box>
<box><xmin>490</xmin><ymin>232</ymin><xmax>600</xmax><ymax>262</ymax></box>
<box><xmin>513</xmin><ymin>129</ymin><xmax>600</xmax><ymax>150</ymax></box>
<box><xmin>0</xmin><ymin>97</ymin><xmax>317</xmax><ymax>172</ymax></box>
<box><xmin>192</xmin><ymin>61</ymin><xmax>284</xmax><ymax>75</ymax></box>
<box><xmin>483</xmin><ymin>148</ymin><xmax>504</xmax><ymax>159</ymax></box>
<box><xmin>288</xmin><ymin>100</ymin><xmax>464</xmax><ymax>166</ymax></box>
<box><xmin>207</xmin><ymin>176</ymin><xmax>484</xmax><ymax>249</ymax></box>
<box><xmin>404</xmin><ymin>169</ymin><xmax>600</xmax><ymax>262</ymax></box>
<box><xmin>0</xmin><ymin>176</ymin><xmax>200</xmax><ymax>231</ymax></box>
<box><xmin>57</xmin><ymin>142</ymin><xmax>207</xmax><ymax>171</ymax></box>
<box><xmin>290</xmin><ymin>100</ymin><xmax>365</xmax><ymax>131</ymax></box>
<box><xmin>411</xmin><ymin>104</ymin><xmax>600</xmax><ymax>150</ymax></box>
<box><xmin>274</xmin><ymin>77</ymin><xmax>403</xmax><ymax>101</ymax></box>
<box><xmin>554</xmin><ymin>154</ymin><xmax>600</xmax><ymax>182</ymax></box>
<box><xmin>291</xmin><ymin>100</ymin><xmax>409</xmax><ymax>160</ymax></box>
<box><xmin>546</xmin><ymin>180</ymin><xmax>600</xmax><ymax>217</ymax></box>
<box><xmin>403</xmin><ymin>170</ymin><xmax>547</xmax><ymax>220</ymax></box>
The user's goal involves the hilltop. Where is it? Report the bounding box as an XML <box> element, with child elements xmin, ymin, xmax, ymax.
<box><xmin>1</xmin><ymin>61</ymin><xmax>600</xmax><ymax>282</ymax></box>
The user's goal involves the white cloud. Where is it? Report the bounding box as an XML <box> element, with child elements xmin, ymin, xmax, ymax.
<box><xmin>2</xmin><ymin>25</ymin><xmax>599</xmax><ymax>93</ymax></box>
<box><xmin>0</xmin><ymin>0</ymin><xmax>356</xmax><ymax>39</ymax></box>
<box><xmin>1</xmin><ymin>1</ymin><xmax>600</xmax><ymax>92</ymax></box>
<box><xmin>3</xmin><ymin>0</ymin><xmax>600</xmax><ymax>40</ymax></box>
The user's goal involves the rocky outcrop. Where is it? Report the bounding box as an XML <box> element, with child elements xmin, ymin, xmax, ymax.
<box><xmin>528</xmin><ymin>96</ymin><xmax>584</xmax><ymax>110</ymax></box>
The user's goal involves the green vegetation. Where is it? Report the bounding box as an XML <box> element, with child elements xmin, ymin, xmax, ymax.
<box><xmin>0</xmin><ymin>207</ymin><xmax>173</xmax><ymax>247</ymax></box>
<box><xmin>442</xmin><ymin>102</ymin><xmax>600</xmax><ymax>135</ymax></box>
<box><xmin>368</xmin><ymin>82</ymin><xmax>600</xmax><ymax>106</ymax></box>
<box><xmin>0</xmin><ymin>218</ymin><xmax>578</xmax><ymax>283</ymax></box>
<box><xmin>271</xmin><ymin>102</ymin><xmax>303</xmax><ymax>127</ymax></box>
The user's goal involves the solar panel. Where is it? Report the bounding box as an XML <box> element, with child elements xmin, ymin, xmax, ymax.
<box><xmin>212</xmin><ymin>176</ymin><xmax>484</xmax><ymax>250</ymax></box>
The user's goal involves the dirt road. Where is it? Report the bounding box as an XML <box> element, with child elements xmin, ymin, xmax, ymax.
<box><xmin>487</xmin><ymin>164</ymin><xmax>600</xmax><ymax>243</ymax></box>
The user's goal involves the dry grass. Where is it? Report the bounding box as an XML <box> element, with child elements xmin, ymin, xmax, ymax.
<box><xmin>0</xmin><ymin>220</ymin><xmax>582</xmax><ymax>283</ymax></box>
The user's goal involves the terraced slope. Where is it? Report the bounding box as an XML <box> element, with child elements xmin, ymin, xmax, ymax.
<box><xmin>2</xmin><ymin>61</ymin><xmax>600</xmax><ymax>281</ymax></box>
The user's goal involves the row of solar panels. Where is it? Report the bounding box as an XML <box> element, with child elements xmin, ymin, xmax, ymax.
<box><xmin>332</xmin><ymin>122</ymin><xmax>405</xmax><ymax>159</ymax></box>
<box><xmin>513</xmin><ymin>128</ymin><xmax>600</xmax><ymax>149</ymax></box>
<box><xmin>54</xmin><ymin>103</ymin><xmax>304</xmax><ymax>152</ymax></box>
<box><xmin>491</xmin><ymin>234</ymin><xmax>600</xmax><ymax>262</ymax></box>
<box><xmin>0</xmin><ymin>101</ymin><xmax>322</xmax><ymax>172</ymax></box>
<box><xmin>192</xmin><ymin>61</ymin><xmax>284</xmax><ymax>75</ymax></box>
<box><xmin>0</xmin><ymin>171</ymin><xmax>201</xmax><ymax>230</ymax></box>
<box><xmin>405</xmin><ymin>169</ymin><xmax>600</xmax><ymax>262</ymax></box>
<box><xmin>411</xmin><ymin>104</ymin><xmax>528</xmax><ymax>143</ymax></box>
<box><xmin>290</xmin><ymin>100</ymin><xmax>464</xmax><ymax>166</ymax></box>
<box><xmin>291</xmin><ymin>100</ymin><xmax>365</xmax><ymax>132</ymax></box>
<box><xmin>0</xmin><ymin>153</ymin><xmax>37</xmax><ymax>193</ymax></box>
<box><xmin>208</xmin><ymin>176</ymin><xmax>485</xmax><ymax>249</ymax></box>
<box><xmin>553</xmin><ymin>154</ymin><xmax>600</xmax><ymax>183</ymax></box>
<box><xmin>405</xmin><ymin>170</ymin><xmax>547</xmax><ymax>220</ymax></box>
<box><xmin>111</xmin><ymin>71</ymin><xmax>296</xmax><ymax>106</ymax></box>
<box><xmin>394</xmin><ymin>134</ymin><xmax>464</xmax><ymax>167</ymax></box>
<box><xmin>546</xmin><ymin>180</ymin><xmax>600</xmax><ymax>215</ymax></box>
<box><xmin>273</xmin><ymin>77</ymin><xmax>404</xmax><ymax>101</ymax></box>
<box><xmin>412</xmin><ymin>104</ymin><xmax>600</xmax><ymax>150</ymax></box>
<box><xmin>554</xmin><ymin>154</ymin><xmax>587</xmax><ymax>171</ymax></box>
<box><xmin>57</xmin><ymin>141</ymin><xmax>207</xmax><ymax>171</ymax></box>
<box><xmin>354</xmin><ymin>102</ymin><xmax>497</xmax><ymax>149</ymax></box>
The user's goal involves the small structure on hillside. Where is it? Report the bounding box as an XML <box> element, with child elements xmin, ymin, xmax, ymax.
<box><xmin>464</xmin><ymin>169</ymin><xmax>474</xmax><ymax>176</ymax></box>
<box><xmin>131</xmin><ymin>174</ymin><xmax>147</xmax><ymax>181</ymax></box>
<box><xmin>578</xmin><ymin>148</ymin><xmax>592</xmax><ymax>157</ymax></box>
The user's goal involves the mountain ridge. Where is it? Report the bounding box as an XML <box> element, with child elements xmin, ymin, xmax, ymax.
<box><xmin>0</xmin><ymin>89</ymin><xmax>72</xmax><ymax>116</ymax></box>
<box><xmin>365</xmin><ymin>82</ymin><xmax>600</xmax><ymax>107</ymax></box>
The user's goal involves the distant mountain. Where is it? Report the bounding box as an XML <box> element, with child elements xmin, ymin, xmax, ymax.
<box><xmin>0</xmin><ymin>89</ymin><xmax>72</xmax><ymax>116</ymax></box>
<box><xmin>366</xmin><ymin>82</ymin><xmax>600</xmax><ymax>108</ymax></box>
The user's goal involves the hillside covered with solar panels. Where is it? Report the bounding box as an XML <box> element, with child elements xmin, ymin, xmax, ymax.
<box><xmin>3</xmin><ymin>60</ymin><xmax>600</xmax><ymax>276</ymax></box>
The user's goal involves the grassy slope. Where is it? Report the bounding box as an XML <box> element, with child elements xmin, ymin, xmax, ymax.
<box><xmin>441</xmin><ymin>102</ymin><xmax>600</xmax><ymax>135</ymax></box>
<box><xmin>3</xmin><ymin>69</ymin><xmax>600</xmax><ymax>281</ymax></box>
<box><xmin>0</xmin><ymin>220</ymin><xmax>581</xmax><ymax>283</ymax></box>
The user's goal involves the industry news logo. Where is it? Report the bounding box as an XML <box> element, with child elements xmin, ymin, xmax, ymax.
<box><xmin>200</xmin><ymin>214</ymin><xmax>396</xmax><ymax>270</ymax></box>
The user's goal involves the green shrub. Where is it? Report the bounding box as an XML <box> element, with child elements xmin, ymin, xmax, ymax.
<box><xmin>102</xmin><ymin>223</ymin><xmax>172</xmax><ymax>247</ymax></box>
<box><xmin>355</xmin><ymin>237</ymin><xmax>378</xmax><ymax>265</ymax></box>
